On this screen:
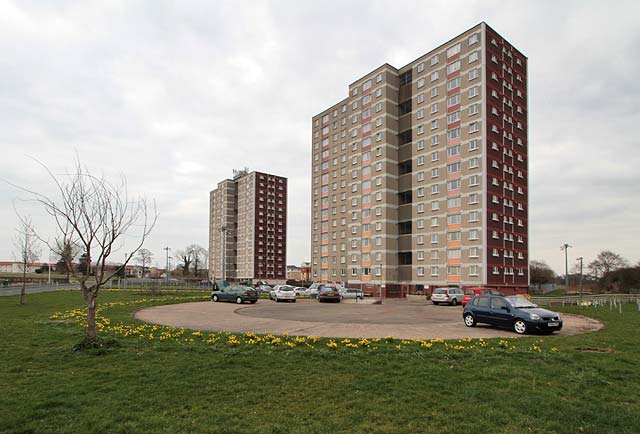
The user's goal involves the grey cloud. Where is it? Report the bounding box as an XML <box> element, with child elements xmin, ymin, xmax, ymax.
<box><xmin>1</xmin><ymin>0</ymin><xmax>639</xmax><ymax>273</ymax></box>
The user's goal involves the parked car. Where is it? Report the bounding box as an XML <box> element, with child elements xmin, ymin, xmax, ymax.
<box><xmin>211</xmin><ymin>285</ymin><xmax>258</xmax><ymax>304</ymax></box>
<box><xmin>308</xmin><ymin>283</ymin><xmax>342</xmax><ymax>299</ymax></box>
<box><xmin>430</xmin><ymin>287</ymin><xmax>464</xmax><ymax>306</ymax></box>
<box><xmin>318</xmin><ymin>287</ymin><xmax>341</xmax><ymax>303</ymax></box>
<box><xmin>294</xmin><ymin>287</ymin><xmax>310</xmax><ymax>296</ymax></box>
<box><xmin>461</xmin><ymin>287</ymin><xmax>501</xmax><ymax>306</ymax></box>
<box><xmin>339</xmin><ymin>288</ymin><xmax>364</xmax><ymax>300</ymax></box>
<box><xmin>270</xmin><ymin>285</ymin><xmax>297</xmax><ymax>302</ymax></box>
<box><xmin>462</xmin><ymin>295</ymin><xmax>563</xmax><ymax>335</ymax></box>
<box><xmin>256</xmin><ymin>284</ymin><xmax>272</xmax><ymax>294</ymax></box>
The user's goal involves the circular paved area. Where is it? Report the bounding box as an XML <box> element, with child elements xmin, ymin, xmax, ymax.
<box><xmin>134</xmin><ymin>298</ymin><xmax>603</xmax><ymax>340</ymax></box>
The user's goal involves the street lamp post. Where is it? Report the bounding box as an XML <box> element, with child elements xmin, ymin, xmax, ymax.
<box><xmin>560</xmin><ymin>243</ymin><xmax>572</xmax><ymax>289</ymax></box>
<box><xmin>577</xmin><ymin>256</ymin><xmax>584</xmax><ymax>305</ymax></box>
<box><xmin>124</xmin><ymin>253</ymin><xmax>127</xmax><ymax>290</ymax></box>
<box><xmin>163</xmin><ymin>246</ymin><xmax>170</xmax><ymax>282</ymax></box>
<box><xmin>47</xmin><ymin>250</ymin><xmax>51</xmax><ymax>285</ymax></box>
<box><xmin>220</xmin><ymin>226</ymin><xmax>228</xmax><ymax>282</ymax></box>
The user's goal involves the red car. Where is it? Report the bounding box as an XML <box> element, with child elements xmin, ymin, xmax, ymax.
<box><xmin>461</xmin><ymin>287</ymin><xmax>501</xmax><ymax>306</ymax></box>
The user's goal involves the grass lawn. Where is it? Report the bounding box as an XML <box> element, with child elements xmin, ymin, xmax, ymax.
<box><xmin>1</xmin><ymin>291</ymin><xmax>639</xmax><ymax>434</ymax></box>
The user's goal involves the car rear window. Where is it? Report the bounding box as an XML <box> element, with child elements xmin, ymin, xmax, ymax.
<box><xmin>465</xmin><ymin>289</ymin><xmax>475</xmax><ymax>295</ymax></box>
<box><xmin>280</xmin><ymin>286</ymin><xmax>294</xmax><ymax>291</ymax></box>
<box><xmin>433</xmin><ymin>288</ymin><xmax>446</xmax><ymax>294</ymax></box>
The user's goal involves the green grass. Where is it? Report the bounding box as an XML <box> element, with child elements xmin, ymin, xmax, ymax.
<box><xmin>1</xmin><ymin>291</ymin><xmax>639</xmax><ymax>434</ymax></box>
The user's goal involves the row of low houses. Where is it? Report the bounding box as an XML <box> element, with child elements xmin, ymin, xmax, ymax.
<box><xmin>0</xmin><ymin>261</ymin><xmax>168</xmax><ymax>279</ymax></box>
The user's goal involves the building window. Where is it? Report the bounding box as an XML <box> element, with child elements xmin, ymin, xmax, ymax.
<box><xmin>446</xmin><ymin>60</ymin><xmax>460</xmax><ymax>75</ymax></box>
<box><xmin>446</xmin><ymin>43</ymin><xmax>461</xmax><ymax>58</ymax></box>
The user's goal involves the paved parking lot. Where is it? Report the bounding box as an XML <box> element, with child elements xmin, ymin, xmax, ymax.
<box><xmin>134</xmin><ymin>298</ymin><xmax>603</xmax><ymax>340</ymax></box>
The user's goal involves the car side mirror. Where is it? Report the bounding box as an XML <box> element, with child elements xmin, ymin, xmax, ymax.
<box><xmin>501</xmin><ymin>306</ymin><xmax>509</xmax><ymax>311</ymax></box>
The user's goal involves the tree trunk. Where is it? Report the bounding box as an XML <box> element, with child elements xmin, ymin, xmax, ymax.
<box><xmin>20</xmin><ymin>263</ymin><xmax>26</xmax><ymax>305</ymax></box>
<box><xmin>86</xmin><ymin>292</ymin><xmax>98</xmax><ymax>340</ymax></box>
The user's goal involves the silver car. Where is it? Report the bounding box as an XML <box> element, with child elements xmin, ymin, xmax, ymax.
<box><xmin>270</xmin><ymin>285</ymin><xmax>297</xmax><ymax>302</ymax></box>
<box><xmin>430</xmin><ymin>287</ymin><xmax>464</xmax><ymax>306</ymax></box>
<box><xmin>339</xmin><ymin>288</ymin><xmax>364</xmax><ymax>300</ymax></box>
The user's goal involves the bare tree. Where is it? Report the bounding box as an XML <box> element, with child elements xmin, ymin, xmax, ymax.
<box><xmin>13</xmin><ymin>216</ymin><xmax>41</xmax><ymax>305</ymax></box>
<box><xmin>587</xmin><ymin>251</ymin><xmax>629</xmax><ymax>279</ymax></box>
<box><xmin>10</xmin><ymin>159</ymin><xmax>157</xmax><ymax>340</ymax></box>
<box><xmin>188</xmin><ymin>244</ymin><xmax>208</xmax><ymax>277</ymax></box>
<box><xmin>135</xmin><ymin>248</ymin><xmax>153</xmax><ymax>278</ymax></box>
<box><xmin>176</xmin><ymin>248</ymin><xmax>193</xmax><ymax>276</ymax></box>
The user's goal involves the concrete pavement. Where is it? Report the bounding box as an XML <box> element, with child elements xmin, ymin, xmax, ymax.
<box><xmin>134</xmin><ymin>298</ymin><xmax>603</xmax><ymax>340</ymax></box>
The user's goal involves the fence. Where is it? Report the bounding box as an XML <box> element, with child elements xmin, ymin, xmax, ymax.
<box><xmin>531</xmin><ymin>293</ymin><xmax>640</xmax><ymax>307</ymax></box>
<box><xmin>107</xmin><ymin>279</ymin><xmax>211</xmax><ymax>292</ymax></box>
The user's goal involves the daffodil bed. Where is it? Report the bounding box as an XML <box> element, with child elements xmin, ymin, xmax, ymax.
<box><xmin>49</xmin><ymin>295</ymin><xmax>559</xmax><ymax>353</ymax></box>
<box><xmin>2</xmin><ymin>290</ymin><xmax>639</xmax><ymax>434</ymax></box>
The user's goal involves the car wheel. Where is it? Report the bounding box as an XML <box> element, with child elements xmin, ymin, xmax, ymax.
<box><xmin>513</xmin><ymin>319</ymin><xmax>528</xmax><ymax>335</ymax></box>
<box><xmin>212</xmin><ymin>295</ymin><xmax>219</xmax><ymax>302</ymax></box>
<box><xmin>464</xmin><ymin>313</ymin><xmax>476</xmax><ymax>327</ymax></box>
<box><xmin>433</xmin><ymin>301</ymin><xmax>439</xmax><ymax>305</ymax></box>
<box><xmin>292</xmin><ymin>299</ymin><xmax>296</xmax><ymax>303</ymax></box>
<box><xmin>274</xmin><ymin>297</ymin><xmax>279</xmax><ymax>303</ymax></box>
<box><xmin>236</xmin><ymin>297</ymin><xmax>243</xmax><ymax>304</ymax></box>
<box><xmin>250</xmin><ymin>300</ymin><xmax>257</xmax><ymax>304</ymax></box>
<box><xmin>451</xmin><ymin>298</ymin><xmax>458</xmax><ymax>306</ymax></box>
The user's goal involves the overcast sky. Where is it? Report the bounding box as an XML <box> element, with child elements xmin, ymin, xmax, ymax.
<box><xmin>1</xmin><ymin>0</ymin><xmax>639</xmax><ymax>274</ymax></box>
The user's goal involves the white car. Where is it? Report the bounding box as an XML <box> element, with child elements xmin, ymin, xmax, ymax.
<box><xmin>339</xmin><ymin>288</ymin><xmax>364</xmax><ymax>300</ymax></box>
<box><xmin>294</xmin><ymin>287</ymin><xmax>310</xmax><ymax>296</ymax></box>
<box><xmin>270</xmin><ymin>285</ymin><xmax>297</xmax><ymax>302</ymax></box>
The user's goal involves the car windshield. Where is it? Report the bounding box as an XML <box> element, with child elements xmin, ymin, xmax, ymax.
<box><xmin>506</xmin><ymin>296</ymin><xmax>537</xmax><ymax>308</ymax></box>
<box><xmin>433</xmin><ymin>288</ymin><xmax>446</xmax><ymax>294</ymax></box>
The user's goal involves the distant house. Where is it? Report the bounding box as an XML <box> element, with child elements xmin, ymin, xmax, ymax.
<box><xmin>0</xmin><ymin>261</ymin><xmax>51</xmax><ymax>274</ymax></box>
<box><xmin>286</xmin><ymin>263</ymin><xmax>311</xmax><ymax>282</ymax></box>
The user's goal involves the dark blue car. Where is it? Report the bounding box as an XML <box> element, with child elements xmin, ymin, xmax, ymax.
<box><xmin>462</xmin><ymin>295</ymin><xmax>563</xmax><ymax>335</ymax></box>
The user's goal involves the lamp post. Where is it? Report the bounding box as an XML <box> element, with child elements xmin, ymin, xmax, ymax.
<box><xmin>220</xmin><ymin>226</ymin><xmax>228</xmax><ymax>281</ymax></box>
<box><xmin>577</xmin><ymin>256</ymin><xmax>584</xmax><ymax>305</ymax></box>
<box><xmin>47</xmin><ymin>249</ymin><xmax>51</xmax><ymax>285</ymax></box>
<box><xmin>560</xmin><ymin>244</ymin><xmax>571</xmax><ymax>289</ymax></box>
<box><xmin>124</xmin><ymin>253</ymin><xmax>128</xmax><ymax>290</ymax></box>
<box><xmin>163</xmin><ymin>246</ymin><xmax>170</xmax><ymax>282</ymax></box>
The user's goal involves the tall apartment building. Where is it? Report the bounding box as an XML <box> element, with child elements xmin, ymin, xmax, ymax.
<box><xmin>209</xmin><ymin>169</ymin><xmax>287</xmax><ymax>283</ymax></box>
<box><xmin>310</xmin><ymin>23</ymin><xmax>528</xmax><ymax>296</ymax></box>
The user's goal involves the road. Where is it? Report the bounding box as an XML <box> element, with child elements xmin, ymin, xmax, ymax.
<box><xmin>0</xmin><ymin>284</ymin><xmax>78</xmax><ymax>297</ymax></box>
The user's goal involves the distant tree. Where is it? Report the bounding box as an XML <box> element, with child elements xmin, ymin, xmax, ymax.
<box><xmin>587</xmin><ymin>251</ymin><xmax>629</xmax><ymax>279</ymax></box>
<box><xmin>189</xmin><ymin>245</ymin><xmax>208</xmax><ymax>277</ymax></box>
<box><xmin>13</xmin><ymin>216</ymin><xmax>41</xmax><ymax>305</ymax></box>
<box><xmin>55</xmin><ymin>240</ymin><xmax>76</xmax><ymax>281</ymax></box>
<box><xmin>176</xmin><ymin>250</ymin><xmax>192</xmax><ymax>276</ymax></box>
<box><xmin>601</xmin><ymin>266</ymin><xmax>640</xmax><ymax>293</ymax></box>
<box><xmin>9</xmin><ymin>159</ymin><xmax>156</xmax><ymax>341</ymax></box>
<box><xmin>136</xmin><ymin>248</ymin><xmax>153</xmax><ymax>278</ymax></box>
<box><xmin>529</xmin><ymin>260</ymin><xmax>555</xmax><ymax>286</ymax></box>
<box><xmin>77</xmin><ymin>253</ymin><xmax>90</xmax><ymax>275</ymax></box>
